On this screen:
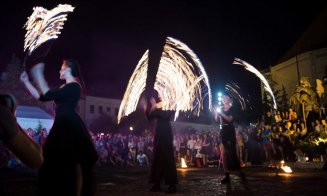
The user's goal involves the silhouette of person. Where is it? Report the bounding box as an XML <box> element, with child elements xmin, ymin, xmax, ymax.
<box><xmin>215</xmin><ymin>94</ymin><xmax>242</xmax><ymax>184</ymax></box>
<box><xmin>0</xmin><ymin>93</ymin><xmax>43</xmax><ymax>169</ymax></box>
<box><xmin>20</xmin><ymin>60</ymin><xmax>98</xmax><ymax>196</ymax></box>
<box><xmin>145</xmin><ymin>89</ymin><xmax>178</xmax><ymax>193</ymax></box>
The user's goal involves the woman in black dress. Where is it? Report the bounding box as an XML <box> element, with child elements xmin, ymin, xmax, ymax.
<box><xmin>215</xmin><ymin>94</ymin><xmax>241</xmax><ymax>184</ymax></box>
<box><xmin>145</xmin><ymin>90</ymin><xmax>178</xmax><ymax>193</ymax></box>
<box><xmin>21</xmin><ymin>60</ymin><xmax>98</xmax><ymax>196</ymax></box>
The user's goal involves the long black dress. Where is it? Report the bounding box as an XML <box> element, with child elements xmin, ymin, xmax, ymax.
<box><xmin>220</xmin><ymin>106</ymin><xmax>240</xmax><ymax>171</ymax></box>
<box><xmin>148</xmin><ymin>109</ymin><xmax>178</xmax><ymax>186</ymax></box>
<box><xmin>38</xmin><ymin>83</ymin><xmax>98</xmax><ymax>196</ymax></box>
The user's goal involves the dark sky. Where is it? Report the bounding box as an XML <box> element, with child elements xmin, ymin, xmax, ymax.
<box><xmin>1</xmin><ymin>0</ymin><xmax>326</xmax><ymax>104</ymax></box>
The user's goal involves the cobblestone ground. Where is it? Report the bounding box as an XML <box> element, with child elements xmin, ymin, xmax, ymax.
<box><xmin>1</xmin><ymin>165</ymin><xmax>327</xmax><ymax>196</ymax></box>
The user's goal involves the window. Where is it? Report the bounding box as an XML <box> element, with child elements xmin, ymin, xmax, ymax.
<box><xmin>99</xmin><ymin>106</ymin><xmax>103</xmax><ymax>114</ymax></box>
<box><xmin>107</xmin><ymin>107</ymin><xmax>111</xmax><ymax>113</ymax></box>
<box><xmin>90</xmin><ymin>105</ymin><xmax>94</xmax><ymax>113</ymax></box>
<box><xmin>115</xmin><ymin>108</ymin><xmax>119</xmax><ymax>116</ymax></box>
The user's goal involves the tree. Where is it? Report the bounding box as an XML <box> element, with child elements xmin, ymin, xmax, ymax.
<box><xmin>89</xmin><ymin>114</ymin><xmax>117</xmax><ymax>134</ymax></box>
<box><xmin>280</xmin><ymin>85</ymin><xmax>289</xmax><ymax>112</ymax></box>
<box><xmin>262</xmin><ymin>92</ymin><xmax>271</xmax><ymax>114</ymax></box>
<box><xmin>117</xmin><ymin>109</ymin><xmax>150</xmax><ymax>135</ymax></box>
<box><xmin>35</xmin><ymin>120</ymin><xmax>44</xmax><ymax>133</ymax></box>
<box><xmin>263</xmin><ymin>70</ymin><xmax>282</xmax><ymax>112</ymax></box>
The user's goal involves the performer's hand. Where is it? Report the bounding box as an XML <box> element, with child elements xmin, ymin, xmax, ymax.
<box><xmin>20</xmin><ymin>71</ymin><xmax>29</xmax><ymax>83</ymax></box>
<box><xmin>216</xmin><ymin>106</ymin><xmax>223</xmax><ymax>114</ymax></box>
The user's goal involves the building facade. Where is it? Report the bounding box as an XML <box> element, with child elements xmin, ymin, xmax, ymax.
<box><xmin>269</xmin><ymin>47</ymin><xmax>327</xmax><ymax>100</ymax></box>
<box><xmin>77</xmin><ymin>96</ymin><xmax>121</xmax><ymax>127</ymax></box>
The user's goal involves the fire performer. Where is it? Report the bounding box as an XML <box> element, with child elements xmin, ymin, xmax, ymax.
<box><xmin>20</xmin><ymin>60</ymin><xmax>98</xmax><ymax>196</ymax></box>
<box><xmin>215</xmin><ymin>93</ymin><xmax>243</xmax><ymax>184</ymax></box>
<box><xmin>144</xmin><ymin>90</ymin><xmax>178</xmax><ymax>193</ymax></box>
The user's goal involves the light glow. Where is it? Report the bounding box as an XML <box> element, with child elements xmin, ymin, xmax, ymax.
<box><xmin>280</xmin><ymin>160</ymin><xmax>293</xmax><ymax>173</ymax></box>
<box><xmin>181</xmin><ymin>158</ymin><xmax>188</xmax><ymax>168</ymax></box>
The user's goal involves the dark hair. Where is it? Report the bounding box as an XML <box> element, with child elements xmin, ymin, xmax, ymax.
<box><xmin>63</xmin><ymin>59</ymin><xmax>85</xmax><ymax>88</ymax></box>
<box><xmin>63</xmin><ymin>59</ymin><xmax>87</xmax><ymax>98</ymax></box>
<box><xmin>0</xmin><ymin>93</ymin><xmax>17</xmax><ymax>114</ymax></box>
<box><xmin>64</xmin><ymin>59</ymin><xmax>81</xmax><ymax>78</ymax></box>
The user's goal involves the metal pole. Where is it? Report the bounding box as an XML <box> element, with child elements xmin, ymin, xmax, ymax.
<box><xmin>296</xmin><ymin>55</ymin><xmax>300</xmax><ymax>86</ymax></box>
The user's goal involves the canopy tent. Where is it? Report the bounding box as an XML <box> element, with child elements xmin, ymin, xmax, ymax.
<box><xmin>16</xmin><ymin>105</ymin><xmax>54</xmax><ymax>134</ymax></box>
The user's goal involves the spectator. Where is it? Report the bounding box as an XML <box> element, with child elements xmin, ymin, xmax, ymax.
<box><xmin>136</xmin><ymin>150</ymin><xmax>149</xmax><ymax>166</ymax></box>
<box><xmin>0</xmin><ymin>94</ymin><xmax>43</xmax><ymax>169</ymax></box>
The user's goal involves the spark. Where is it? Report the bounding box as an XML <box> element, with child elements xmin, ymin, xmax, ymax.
<box><xmin>118</xmin><ymin>37</ymin><xmax>212</xmax><ymax>122</ymax></box>
<box><xmin>225</xmin><ymin>83</ymin><xmax>246</xmax><ymax>110</ymax></box>
<box><xmin>233</xmin><ymin>58</ymin><xmax>277</xmax><ymax>110</ymax></box>
<box><xmin>117</xmin><ymin>50</ymin><xmax>149</xmax><ymax>123</ymax></box>
<box><xmin>154</xmin><ymin>37</ymin><xmax>212</xmax><ymax>120</ymax></box>
<box><xmin>24</xmin><ymin>4</ymin><xmax>74</xmax><ymax>55</ymax></box>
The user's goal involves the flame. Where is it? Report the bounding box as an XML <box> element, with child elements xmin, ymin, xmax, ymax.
<box><xmin>281</xmin><ymin>166</ymin><xmax>293</xmax><ymax>173</ymax></box>
<box><xmin>181</xmin><ymin>158</ymin><xmax>188</xmax><ymax>168</ymax></box>
<box><xmin>24</xmin><ymin>4</ymin><xmax>74</xmax><ymax>55</ymax></box>
<box><xmin>280</xmin><ymin>160</ymin><xmax>292</xmax><ymax>173</ymax></box>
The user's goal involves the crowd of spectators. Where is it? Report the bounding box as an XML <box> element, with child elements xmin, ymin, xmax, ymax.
<box><xmin>1</xmin><ymin>108</ymin><xmax>326</xmax><ymax>169</ymax></box>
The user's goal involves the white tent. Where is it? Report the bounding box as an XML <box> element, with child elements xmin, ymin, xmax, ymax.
<box><xmin>16</xmin><ymin>105</ymin><xmax>54</xmax><ymax>134</ymax></box>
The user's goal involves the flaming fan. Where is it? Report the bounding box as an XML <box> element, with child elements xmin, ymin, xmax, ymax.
<box><xmin>23</xmin><ymin>4</ymin><xmax>74</xmax><ymax>66</ymax></box>
<box><xmin>118</xmin><ymin>37</ymin><xmax>212</xmax><ymax>123</ymax></box>
<box><xmin>233</xmin><ymin>57</ymin><xmax>277</xmax><ymax>110</ymax></box>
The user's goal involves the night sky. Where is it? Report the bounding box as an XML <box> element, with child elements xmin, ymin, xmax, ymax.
<box><xmin>0</xmin><ymin>0</ymin><xmax>326</xmax><ymax>108</ymax></box>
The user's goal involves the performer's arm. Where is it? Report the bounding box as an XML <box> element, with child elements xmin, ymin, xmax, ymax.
<box><xmin>20</xmin><ymin>71</ymin><xmax>41</xmax><ymax>99</ymax></box>
<box><xmin>30</xmin><ymin>63</ymin><xmax>49</xmax><ymax>95</ymax></box>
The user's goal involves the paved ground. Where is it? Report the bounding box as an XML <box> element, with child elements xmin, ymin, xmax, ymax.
<box><xmin>1</xmin><ymin>164</ymin><xmax>327</xmax><ymax>196</ymax></box>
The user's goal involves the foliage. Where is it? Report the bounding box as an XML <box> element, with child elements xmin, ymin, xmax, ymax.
<box><xmin>89</xmin><ymin>114</ymin><xmax>117</xmax><ymax>134</ymax></box>
<box><xmin>280</xmin><ymin>85</ymin><xmax>289</xmax><ymax>112</ymax></box>
<box><xmin>262</xmin><ymin>92</ymin><xmax>270</xmax><ymax>113</ymax></box>
<box><xmin>35</xmin><ymin>120</ymin><xmax>43</xmax><ymax>132</ymax></box>
<box><xmin>296</xmin><ymin>134</ymin><xmax>327</xmax><ymax>156</ymax></box>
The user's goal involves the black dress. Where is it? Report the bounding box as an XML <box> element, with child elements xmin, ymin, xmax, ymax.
<box><xmin>220</xmin><ymin>107</ymin><xmax>240</xmax><ymax>171</ymax></box>
<box><xmin>38</xmin><ymin>83</ymin><xmax>98</xmax><ymax>196</ymax></box>
<box><xmin>148</xmin><ymin>109</ymin><xmax>178</xmax><ymax>186</ymax></box>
